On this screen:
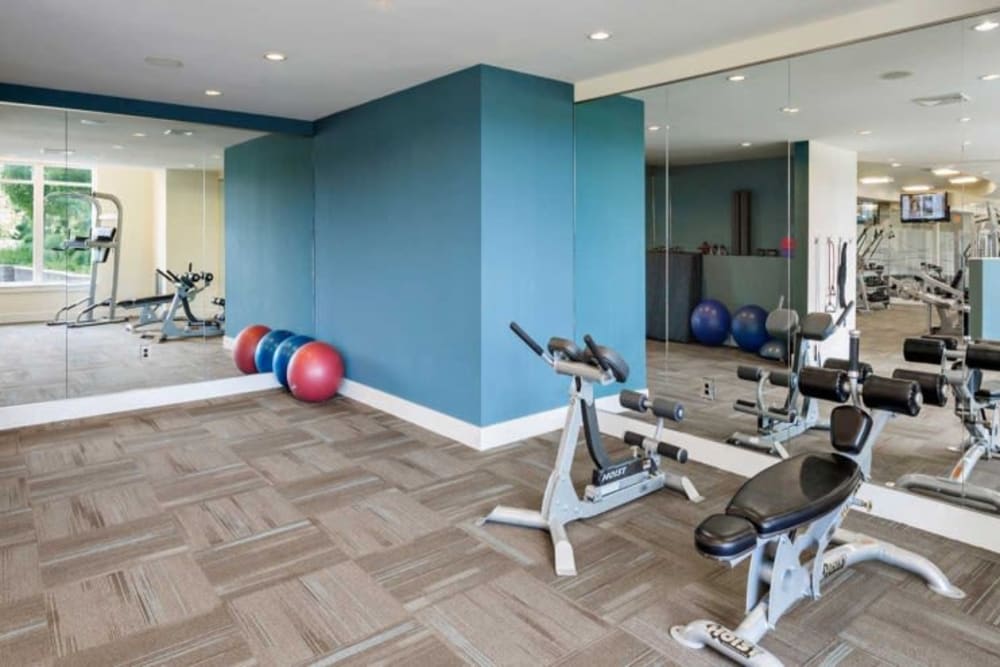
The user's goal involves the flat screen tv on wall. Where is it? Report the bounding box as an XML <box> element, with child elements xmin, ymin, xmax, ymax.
<box><xmin>900</xmin><ymin>192</ymin><xmax>949</xmax><ymax>222</ymax></box>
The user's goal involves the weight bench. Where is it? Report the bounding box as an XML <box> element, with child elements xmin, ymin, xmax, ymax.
<box><xmin>117</xmin><ymin>293</ymin><xmax>175</xmax><ymax>330</ymax></box>
<box><xmin>672</xmin><ymin>330</ymin><xmax>964</xmax><ymax>666</ymax></box>
<box><xmin>895</xmin><ymin>337</ymin><xmax>1000</xmax><ymax>513</ymax></box>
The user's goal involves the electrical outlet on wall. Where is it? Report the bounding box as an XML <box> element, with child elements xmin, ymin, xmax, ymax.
<box><xmin>139</xmin><ymin>344</ymin><xmax>150</xmax><ymax>360</ymax></box>
<box><xmin>701</xmin><ymin>377</ymin><xmax>716</xmax><ymax>401</ymax></box>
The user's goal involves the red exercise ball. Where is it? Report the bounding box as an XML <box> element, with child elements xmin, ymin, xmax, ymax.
<box><xmin>233</xmin><ymin>324</ymin><xmax>271</xmax><ymax>374</ymax></box>
<box><xmin>287</xmin><ymin>341</ymin><xmax>344</xmax><ymax>402</ymax></box>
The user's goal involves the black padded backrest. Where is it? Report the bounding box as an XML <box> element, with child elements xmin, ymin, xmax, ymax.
<box><xmin>800</xmin><ymin>312</ymin><xmax>835</xmax><ymax>341</ymax></box>
<box><xmin>585</xmin><ymin>345</ymin><xmax>630</xmax><ymax>383</ymax></box>
<box><xmin>830</xmin><ymin>405</ymin><xmax>872</xmax><ymax>454</ymax></box>
<box><xmin>547</xmin><ymin>337</ymin><xmax>584</xmax><ymax>362</ymax></box>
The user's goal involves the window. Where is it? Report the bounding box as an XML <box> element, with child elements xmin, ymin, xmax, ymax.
<box><xmin>0</xmin><ymin>164</ymin><xmax>34</xmax><ymax>283</ymax></box>
<box><xmin>0</xmin><ymin>162</ymin><xmax>92</xmax><ymax>284</ymax></box>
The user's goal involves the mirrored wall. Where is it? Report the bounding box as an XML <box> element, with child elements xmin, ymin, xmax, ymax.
<box><xmin>607</xmin><ymin>13</ymin><xmax>1000</xmax><ymax>518</ymax></box>
<box><xmin>0</xmin><ymin>102</ymin><xmax>261</xmax><ymax>406</ymax></box>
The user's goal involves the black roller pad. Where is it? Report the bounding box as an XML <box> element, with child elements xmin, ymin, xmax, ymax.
<box><xmin>892</xmin><ymin>369</ymin><xmax>948</xmax><ymax>407</ymax></box>
<box><xmin>862</xmin><ymin>375</ymin><xmax>922</xmax><ymax>416</ymax></box>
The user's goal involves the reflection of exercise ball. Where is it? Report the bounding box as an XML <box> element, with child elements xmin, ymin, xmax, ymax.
<box><xmin>255</xmin><ymin>330</ymin><xmax>295</xmax><ymax>373</ymax></box>
<box><xmin>731</xmin><ymin>305</ymin><xmax>769</xmax><ymax>352</ymax></box>
<box><xmin>288</xmin><ymin>342</ymin><xmax>345</xmax><ymax>402</ymax></box>
<box><xmin>779</xmin><ymin>236</ymin><xmax>796</xmax><ymax>258</ymax></box>
<box><xmin>759</xmin><ymin>338</ymin><xmax>788</xmax><ymax>362</ymax></box>
<box><xmin>233</xmin><ymin>325</ymin><xmax>271</xmax><ymax>373</ymax></box>
<box><xmin>690</xmin><ymin>300</ymin><xmax>731</xmax><ymax>346</ymax></box>
<box><xmin>273</xmin><ymin>335</ymin><xmax>314</xmax><ymax>388</ymax></box>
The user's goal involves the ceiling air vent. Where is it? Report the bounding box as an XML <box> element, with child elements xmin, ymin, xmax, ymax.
<box><xmin>912</xmin><ymin>92</ymin><xmax>971</xmax><ymax>107</ymax></box>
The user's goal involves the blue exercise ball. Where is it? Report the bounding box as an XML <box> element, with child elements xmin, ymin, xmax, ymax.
<box><xmin>690</xmin><ymin>299</ymin><xmax>731</xmax><ymax>346</ymax></box>
<box><xmin>731</xmin><ymin>304</ymin><xmax>770</xmax><ymax>353</ymax></box>
<box><xmin>272</xmin><ymin>334</ymin><xmax>314</xmax><ymax>388</ymax></box>
<box><xmin>255</xmin><ymin>329</ymin><xmax>295</xmax><ymax>374</ymax></box>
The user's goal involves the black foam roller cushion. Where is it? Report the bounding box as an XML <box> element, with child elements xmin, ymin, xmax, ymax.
<box><xmin>737</xmin><ymin>365</ymin><xmax>765</xmax><ymax>382</ymax></box>
<box><xmin>798</xmin><ymin>367</ymin><xmax>850</xmax><ymax>403</ymax></box>
<box><xmin>892</xmin><ymin>369</ymin><xmax>948</xmax><ymax>407</ymax></box>
<box><xmin>966</xmin><ymin>344</ymin><xmax>1000</xmax><ymax>372</ymax></box>
<box><xmin>903</xmin><ymin>337</ymin><xmax>945</xmax><ymax>365</ymax></box>
<box><xmin>651</xmin><ymin>398</ymin><xmax>684</xmax><ymax>422</ymax></box>
<box><xmin>823</xmin><ymin>358</ymin><xmax>874</xmax><ymax>382</ymax></box>
<box><xmin>619</xmin><ymin>390</ymin><xmax>647</xmax><ymax>413</ymax></box>
<box><xmin>863</xmin><ymin>376</ymin><xmax>921</xmax><ymax>416</ymax></box>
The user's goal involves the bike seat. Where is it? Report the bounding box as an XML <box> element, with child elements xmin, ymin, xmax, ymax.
<box><xmin>725</xmin><ymin>453</ymin><xmax>862</xmax><ymax>536</ymax></box>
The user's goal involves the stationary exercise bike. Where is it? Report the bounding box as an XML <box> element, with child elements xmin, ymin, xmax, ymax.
<box><xmin>894</xmin><ymin>336</ymin><xmax>1000</xmax><ymax>513</ymax></box>
<box><xmin>671</xmin><ymin>330</ymin><xmax>964</xmax><ymax>666</ymax></box>
<box><xmin>481</xmin><ymin>322</ymin><xmax>702</xmax><ymax>577</ymax></box>
<box><xmin>729</xmin><ymin>242</ymin><xmax>863</xmax><ymax>458</ymax></box>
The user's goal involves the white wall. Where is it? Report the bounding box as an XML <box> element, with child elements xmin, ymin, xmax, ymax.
<box><xmin>164</xmin><ymin>169</ymin><xmax>224</xmax><ymax>316</ymax></box>
<box><xmin>807</xmin><ymin>141</ymin><xmax>858</xmax><ymax>358</ymax></box>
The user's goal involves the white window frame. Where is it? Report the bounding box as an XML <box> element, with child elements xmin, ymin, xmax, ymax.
<box><xmin>0</xmin><ymin>161</ymin><xmax>93</xmax><ymax>285</ymax></box>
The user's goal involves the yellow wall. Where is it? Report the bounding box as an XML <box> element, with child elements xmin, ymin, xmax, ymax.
<box><xmin>164</xmin><ymin>169</ymin><xmax>224</xmax><ymax>317</ymax></box>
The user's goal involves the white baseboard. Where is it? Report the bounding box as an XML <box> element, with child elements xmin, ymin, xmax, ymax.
<box><xmin>600</xmin><ymin>412</ymin><xmax>1000</xmax><ymax>554</ymax></box>
<box><xmin>0</xmin><ymin>373</ymin><xmax>280</xmax><ymax>431</ymax></box>
<box><xmin>338</xmin><ymin>378</ymin><xmax>634</xmax><ymax>450</ymax></box>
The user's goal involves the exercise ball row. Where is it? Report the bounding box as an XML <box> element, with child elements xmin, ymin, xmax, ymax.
<box><xmin>232</xmin><ymin>324</ymin><xmax>344</xmax><ymax>402</ymax></box>
<box><xmin>690</xmin><ymin>301</ymin><xmax>770</xmax><ymax>353</ymax></box>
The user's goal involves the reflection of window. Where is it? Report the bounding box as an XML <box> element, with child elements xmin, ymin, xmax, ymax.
<box><xmin>0</xmin><ymin>162</ymin><xmax>92</xmax><ymax>283</ymax></box>
<box><xmin>0</xmin><ymin>164</ymin><xmax>34</xmax><ymax>282</ymax></box>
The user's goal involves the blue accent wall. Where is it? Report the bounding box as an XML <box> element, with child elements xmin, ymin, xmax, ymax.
<box><xmin>574</xmin><ymin>96</ymin><xmax>647</xmax><ymax>396</ymax></box>
<box><xmin>224</xmin><ymin>134</ymin><xmax>316</xmax><ymax>335</ymax></box>
<box><xmin>312</xmin><ymin>67</ymin><xmax>484</xmax><ymax>424</ymax></box>
<box><xmin>669</xmin><ymin>157</ymin><xmax>789</xmax><ymax>252</ymax></box>
<box><xmin>479</xmin><ymin>67</ymin><xmax>575</xmax><ymax>424</ymax></box>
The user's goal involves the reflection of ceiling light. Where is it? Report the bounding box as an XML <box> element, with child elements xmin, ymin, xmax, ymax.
<box><xmin>973</xmin><ymin>19</ymin><xmax>999</xmax><ymax>32</ymax></box>
<box><xmin>163</xmin><ymin>129</ymin><xmax>196</xmax><ymax>136</ymax></box>
<box><xmin>984</xmin><ymin>170</ymin><xmax>992</xmax><ymax>175</ymax></box>
<box><xmin>111</xmin><ymin>144</ymin><xmax>124</xmax><ymax>150</ymax></box>
<box><xmin>264</xmin><ymin>52</ymin><xmax>287</xmax><ymax>61</ymax></box>
<box><xmin>647</xmin><ymin>125</ymin><xmax>661</xmax><ymax>131</ymax></box>
<box><xmin>858</xmin><ymin>129</ymin><xmax>873</xmax><ymax>135</ymax></box>
<box><xmin>903</xmin><ymin>185</ymin><xmax>932</xmax><ymax>192</ymax></box>
<box><xmin>959</xmin><ymin>116</ymin><xmax>972</xmax><ymax>123</ymax></box>
<box><xmin>132</xmin><ymin>132</ymin><xmax>146</xmax><ymax>137</ymax></box>
<box><xmin>204</xmin><ymin>89</ymin><xmax>222</xmax><ymax>96</ymax></box>
<box><xmin>950</xmin><ymin>176</ymin><xmax>979</xmax><ymax>184</ymax></box>
<box><xmin>587</xmin><ymin>30</ymin><xmax>611</xmax><ymax>40</ymax></box>
<box><xmin>40</xmin><ymin>148</ymin><xmax>74</xmax><ymax>156</ymax></box>
<box><xmin>891</xmin><ymin>162</ymin><xmax>902</xmax><ymax>168</ymax></box>
<box><xmin>980</xmin><ymin>73</ymin><xmax>1000</xmax><ymax>81</ymax></box>
<box><xmin>913</xmin><ymin>92</ymin><xmax>971</xmax><ymax>106</ymax></box>
<box><xmin>779</xmin><ymin>106</ymin><xmax>800</xmax><ymax>114</ymax></box>
<box><xmin>79</xmin><ymin>118</ymin><xmax>105</xmax><ymax>126</ymax></box>
<box><xmin>740</xmin><ymin>142</ymin><xmax>753</xmax><ymax>147</ymax></box>
<box><xmin>185</xmin><ymin>163</ymin><xmax>196</xmax><ymax>169</ymax></box>
<box><xmin>144</xmin><ymin>56</ymin><xmax>183</xmax><ymax>68</ymax></box>
<box><xmin>727</xmin><ymin>74</ymin><xmax>746</xmax><ymax>82</ymax></box>
<box><xmin>880</xmin><ymin>70</ymin><xmax>912</xmax><ymax>80</ymax></box>
<box><xmin>932</xmin><ymin>167</ymin><xmax>960</xmax><ymax>176</ymax></box>
<box><xmin>210</xmin><ymin>154</ymin><xmax>221</xmax><ymax>159</ymax></box>
<box><xmin>859</xmin><ymin>176</ymin><xmax>893</xmax><ymax>185</ymax></box>
<box><xmin>964</xmin><ymin>140</ymin><xmax>973</xmax><ymax>146</ymax></box>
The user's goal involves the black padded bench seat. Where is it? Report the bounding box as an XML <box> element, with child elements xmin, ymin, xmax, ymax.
<box><xmin>695</xmin><ymin>453</ymin><xmax>863</xmax><ymax>558</ymax></box>
<box><xmin>118</xmin><ymin>294</ymin><xmax>174</xmax><ymax>308</ymax></box>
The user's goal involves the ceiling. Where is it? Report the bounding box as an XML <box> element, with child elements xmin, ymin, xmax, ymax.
<box><xmin>0</xmin><ymin>0</ymin><xmax>890</xmax><ymax>121</ymax></box>
<box><xmin>0</xmin><ymin>103</ymin><xmax>260</xmax><ymax>171</ymax></box>
<box><xmin>632</xmin><ymin>12</ymin><xmax>1000</xmax><ymax>184</ymax></box>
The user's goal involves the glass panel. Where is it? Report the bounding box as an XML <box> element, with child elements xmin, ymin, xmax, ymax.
<box><xmin>0</xmin><ymin>163</ymin><xmax>34</xmax><ymax>282</ymax></box>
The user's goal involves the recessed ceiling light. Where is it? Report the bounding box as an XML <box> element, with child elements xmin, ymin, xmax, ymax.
<box><xmin>903</xmin><ymin>185</ymin><xmax>932</xmax><ymax>192</ymax></box>
<box><xmin>210</xmin><ymin>154</ymin><xmax>221</xmax><ymax>159</ymax></box>
<box><xmin>891</xmin><ymin>162</ymin><xmax>902</xmax><ymax>168</ymax></box>
<box><xmin>980</xmin><ymin>73</ymin><xmax>1000</xmax><ymax>81</ymax></box>
<box><xmin>983</xmin><ymin>170</ymin><xmax>992</xmax><ymax>175</ymax></box>
<box><xmin>204</xmin><ymin>89</ymin><xmax>223</xmax><ymax>97</ymax></box>
<box><xmin>263</xmin><ymin>51</ymin><xmax>287</xmax><ymax>62</ymax></box>
<box><xmin>132</xmin><ymin>132</ymin><xmax>146</xmax><ymax>138</ymax></box>
<box><xmin>111</xmin><ymin>144</ymin><xmax>124</xmax><ymax>150</ymax></box>
<box><xmin>587</xmin><ymin>30</ymin><xmax>612</xmax><ymax>41</ymax></box>
<box><xmin>727</xmin><ymin>74</ymin><xmax>746</xmax><ymax>82</ymax></box>
<box><xmin>963</xmin><ymin>140</ymin><xmax>973</xmax><ymax>146</ymax></box>
<box><xmin>932</xmin><ymin>167</ymin><xmax>960</xmax><ymax>176</ymax></box>
<box><xmin>183</xmin><ymin>131</ymin><xmax>194</xmax><ymax>137</ymax></box>
<box><xmin>973</xmin><ymin>19</ymin><xmax>999</xmax><ymax>32</ymax></box>
<box><xmin>959</xmin><ymin>116</ymin><xmax>973</xmax><ymax>123</ymax></box>
<box><xmin>40</xmin><ymin>148</ymin><xmax>74</xmax><ymax>156</ymax></box>
<box><xmin>740</xmin><ymin>142</ymin><xmax>753</xmax><ymax>147</ymax></box>
<box><xmin>144</xmin><ymin>56</ymin><xmax>183</xmax><ymax>68</ymax></box>
<box><xmin>858</xmin><ymin>129</ymin><xmax>873</xmax><ymax>135</ymax></box>
<box><xmin>647</xmin><ymin>125</ymin><xmax>661</xmax><ymax>132</ymax></box>
<box><xmin>859</xmin><ymin>176</ymin><xmax>893</xmax><ymax>185</ymax></box>
<box><xmin>79</xmin><ymin>118</ymin><xmax>106</xmax><ymax>126</ymax></box>
<box><xmin>950</xmin><ymin>176</ymin><xmax>979</xmax><ymax>184</ymax></box>
<box><xmin>779</xmin><ymin>106</ymin><xmax>800</xmax><ymax>114</ymax></box>
<box><xmin>185</xmin><ymin>163</ymin><xmax>196</xmax><ymax>169</ymax></box>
